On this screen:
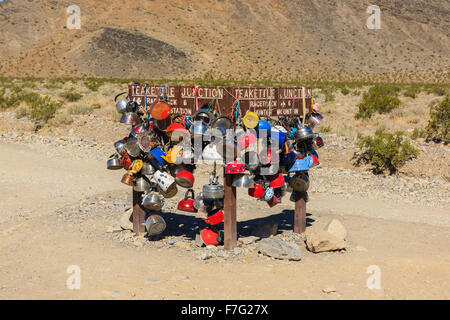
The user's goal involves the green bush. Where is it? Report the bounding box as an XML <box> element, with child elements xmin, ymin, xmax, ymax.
<box><xmin>403</xmin><ymin>84</ymin><xmax>421</xmax><ymax>99</ymax></box>
<box><xmin>48</xmin><ymin>113</ymin><xmax>73</xmax><ymax>126</ymax></box>
<box><xmin>68</xmin><ymin>104</ymin><xmax>97</xmax><ymax>115</ymax></box>
<box><xmin>425</xmin><ymin>95</ymin><xmax>449</xmax><ymax>142</ymax></box>
<box><xmin>15</xmin><ymin>105</ymin><xmax>30</xmax><ymax>119</ymax></box>
<box><xmin>354</xmin><ymin>84</ymin><xmax>401</xmax><ymax>119</ymax></box>
<box><xmin>356</xmin><ymin>129</ymin><xmax>419</xmax><ymax>174</ymax></box>
<box><xmin>60</xmin><ymin>90</ymin><xmax>83</xmax><ymax>102</ymax></box>
<box><xmin>83</xmin><ymin>78</ymin><xmax>104</xmax><ymax>92</ymax></box>
<box><xmin>29</xmin><ymin>96</ymin><xmax>61</xmax><ymax>122</ymax></box>
<box><xmin>411</xmin><ymin>128</ymin><xmax>426</xmax><ymax>140</ymax></box>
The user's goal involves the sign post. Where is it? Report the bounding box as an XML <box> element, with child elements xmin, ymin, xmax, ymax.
<box><xmin>128</xmin><ymin>84</ymin><xmax>312</xmax><ymax>247</ymax></box>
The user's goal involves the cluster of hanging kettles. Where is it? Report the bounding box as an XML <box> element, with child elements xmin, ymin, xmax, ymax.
<box><xmin>107</xmin><ymin>86</ymin><xmax>324</xmax><ymax>246</ymax></box>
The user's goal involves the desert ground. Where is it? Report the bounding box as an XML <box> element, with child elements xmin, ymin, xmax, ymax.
<box><xmin>0</xmin><ymin>79</ymin><xmax>448</xmax><ymax>300</ymax></box>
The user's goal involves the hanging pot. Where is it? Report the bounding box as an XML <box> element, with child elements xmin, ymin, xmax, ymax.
<box><xmin>268</xmin><ymin>173</ymin><xmax>285</xmax><ymax>188</ymax></box>
<box><xmin>288</xmin><ymin>156</ymin><xmax>313</xmax><ymax>172</ymax></box>
<box><xmin>225</xmin><ymin>162</ymin><xmax>245</xmax><ymax>174</ymax></box>
<box><xmin>267</xmin><ymin>194</ymin><xmax>281</xmax><ymax>207</ymax></box>
<box><xmin>148</xmin><ymin>148</ymin><xmax>168</xmax><ymax>169</ymax></box>
<box><xmin>294</xmin><ymin>126</ymin><xmax>315</xmax><ymax>142</ymax></box>
<box><xmin>200</xmin><ymin>226</ymin><xmax>221</xmax><ymax>246</ymax></box>
<box><xmin>120</xmin><ymin>112</ymin><xmax>140</xmax><ymax>125</ymax></box>
<box><xmin>271</xmin><ymin>127</ymin><xmax>287</xmax><ymax>147</ymax></box>
<box><xmin>177</xmin><ymin>189</ymin><xmax>197</xmax><ymax>213</ymax></box>
<box><xmin>114</xmin><ymin>139</ymin><xmax>127</xmax><ymax>155</ymax></box>
<box><xmin>153</xmin><ymin>170</ymin><xmax>176</xmax><ymax>193</ymax></box>
<box><xmin>107</xmin><ymin>154</ymin><xmax>123</xmax><ymax>170</ymax></box>
<box><xmin>145</xmin><ymin>214</ymin><xmax>167</xmax><ymax>236</ymax></box>
<box><xmin>242</xmin><ymin>111</ymin><xmax>259</xmax><ymax>129</ymax></box>
<box><xmin>232</xmin><ymin>174</ymin><xmax>255</xmax><ymax>188</ymax></box>
<box><xmin>161</xmin><ymin>145</ymin><xmax>184</xmax><ymax>164</ymax></box>
<box><xmin>313</xmin><ymin>135</ymin><xmax>324</xmax><ymax>149</ymax></box>
<box><xmin>175</xmin><ymin>170</ymin><xmax>195</xmax><ymax>188</ymax></box>
<box><xmin>289</xmin><ymin>172</ymin><xmax>310</xmax><ymax>192</ymax></box>
<box><xmin>126</xmin><ymin>137</ymin><xmax>141</xmax><ymax>157</ymax></box>
<box><xmin>193</xmin><ymin>108</ymin><xmax>214</xmax><ymax>125</ymax></box>
<box><xmin>309</xmin><ymin>113</ymin><xmax>323</xmax><ymax>128</ymax></box>
<box><xmin>159</xmin><ymin>183</ymin><xmax>178</xmax><ymax>199</ymax></box>
<box><xmin>120</xmin><ymin>152</ymin><xmax>132</xmax><ymax>170</ymax></box>
<box><xmin>256</xmin><ymin>120</ymin><xmax>271</xmax><ymax>137</ymax></box>
<box><xmin>141</xmin><ymin>162</ymin><xmax>156</xmax><ymax>175</ymax></box>
<box><xmin>203</xmin><ymin>183</ymin><xmax>224</xmax><ymax>200</ymax></box>
<box><xmin>203</xmin><ymin>209</ymin><xmax>224</xmax><ymax>225</ymax></box>
<box><xmin>141</xmin><ymin>191</ymin><xmax>165</xmax><ymax>211</ymax></box>
<box><xmin>134</xmin><ymin>176</ymin><xmax>151</xmax><ymax>192</ymax></box>
<box><xmin>248</xmin><ymin>184</ymin><xmax>265</xmax><ymax>199</ymax></box>
<box><xmin>211</xmin><ymin>116</ymin><xmax>232</xmax><ymax>136</ymax></box>
<box><xmin>151</xmin><ymin>101</ymin><xmax>171</xmax><ymax>120</ymax></box>
<box><xmin>121</xmin><ymin>172</ymin><xmax>134</xmax><ymax>186</ymax></box>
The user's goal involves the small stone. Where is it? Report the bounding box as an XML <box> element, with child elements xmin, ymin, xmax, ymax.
<box><xmin>240</xmin><ymin>236</ymin><xmax>260</xmax><ymax>245</ymax></box>
<box><xmin>355</xmin><ymin>245</ymin><xmax>368</xmax><ymax>252</ymax></box>
<box><xmin>322</xmin><ymin>287</ymin><xmax>336</xmax><ymax>294</ymax></box>
<box><xmin>146</xmin><ymin>278</ymin><xmax>160</xmax><ymax>284</ymax></box>
<box><xmin>111</xmin><ymin>290</ymin><xmax>121</xmax><ymax>297</ymax></box>
<box><xmin>305</xmin><ymin>227</ymin><xmax>347</xmax><ymax>253</ymax></box>
<box><xmin>257</xmin><ymin>238</ymin><xmax>302</xmax><ymax>261</ymax></box>
<box><xmin>199</xmin><ymin>251</ymin><xmax>211</xmax><ymax>260</ymax></box>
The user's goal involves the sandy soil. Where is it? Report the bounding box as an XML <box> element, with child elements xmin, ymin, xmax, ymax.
<box><xmin>0</xmin><ymin>140</ymin><xmax>449</xmax><ymax>300</ymax></box>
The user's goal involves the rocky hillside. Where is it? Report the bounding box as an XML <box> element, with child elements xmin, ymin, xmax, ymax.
<box><xmin>0</xmin><ymin>0</ymin><xmax>449</xmax><ymax>82</ymax></box>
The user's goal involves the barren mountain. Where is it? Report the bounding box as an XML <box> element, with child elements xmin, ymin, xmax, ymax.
<box><xmin>0</xmin><ymin>0</ymin><xmax>449</xmax><ymax>82</ymax></box>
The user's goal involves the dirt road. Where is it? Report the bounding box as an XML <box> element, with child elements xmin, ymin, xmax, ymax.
<box><xmin>0</xmin><ymin>141</ymin><xmax>449</xmax><ymax>300</ymax></box>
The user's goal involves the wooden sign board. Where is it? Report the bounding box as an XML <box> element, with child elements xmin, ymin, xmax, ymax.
<box><xmin>128</xmin><ymin>84</ymin><xmax>312</xmax><ymax>117</ymax></box>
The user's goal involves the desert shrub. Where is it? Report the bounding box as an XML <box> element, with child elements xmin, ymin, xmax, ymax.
<box><xmin>411</xmin><ymin>128</ymin><xmax>426</xmax><ymax>140</ymax></box>
<box><xmin>320</xmin><ymin>87</ymin><xmax>335</xmax><ymax>102</ymax></box>
<box><xmin>68</xmin><ymin>104</ymin><xmax>97</xmax><ymax>115</ymax></box>
<box><xmin>356</xmin><ymin>129</ymin><xmax>419</xmax><ymax>174</ymax></box>
<box><xmin>48</xmin><ymin>113</ymin><xmax>73</xmax><ymax>126</ymax></box>
<box><xmin>0</xmin><ymin>88</ymin><xmax>18</xmax><ymax>109</ymax></box>
<box><xmin>15</xmin><ymin>105</ymin><xmax>31</xmax><ymax>119</ymax></box>
<box><xmin>403</xmin><ymin>84</ymin><xmax>421</xmax><ymax>99</ymax></box>
<box><xmin>424</xmin><ymin>84</ymin><xmax>448</xmax><ymax>96</ymax></box>
<box><xmin>321</xmin><ymin>125</ymin><xmax>332</xmax><ymax>133</ymax></box>
<box><xmin>354</xmin><ymin>84</ymin><xmax>401</xmax><ymax>119</ymax></box>
<box><xmin>83</xmin><ymin>78</ymin><xmax>104</xmax><ymax>92</ymax></box>
<box><xmin>425</xmin><ymin>95</ymin><xmax>449</xmax><ymax>142</ymax></box>
<box><xmin>60</xmin><ymin>90</ymin><xmax>83</xmax><ymax>102</ymax></box>
<box><xmin>341</xmin><ymin>88</ymin><xmax>350</xmax><ymax>95</ymax></box>
<box><xmin>29</xmin><ymin>96</ymin><xmax>61</xmax><ymax>122</ymax></box>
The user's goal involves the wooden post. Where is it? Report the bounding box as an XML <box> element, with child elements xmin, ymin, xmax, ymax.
<box><xmin>223</xmin><ymin>172</ymin><xmax>237</xmax><ymax>250</ymax></box>
<box><xmin>132</xmin><ymin>190</ymin><xmax>146</xmax><ymax>235</ymax></box>
<box><xmin>294</xmin><ymin>191</ymin><xmax>307</xmax><ymax>234</ymax></box>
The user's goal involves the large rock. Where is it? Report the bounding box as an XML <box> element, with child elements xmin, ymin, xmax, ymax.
<box><xmin>257</xmin><ymin>238</ymin><xmax>302</xmax><ymax>261</ymax></box>
<box><xmin>305</xmin><ymin>228</ymin><xmax>347</xmax><ymax>253</ymax></box>
<box><xmin>252</xmin><ymin>221</ymin><xmax>278</xmax><ymax>238</ymax></box>
<box><xmin>324</xmin><ymin>219</ymin><xmax>347</xmax><ymax>240</ymax></box>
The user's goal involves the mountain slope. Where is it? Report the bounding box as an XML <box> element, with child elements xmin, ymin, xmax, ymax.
<box><xmin>0</xmin><ymin>0</ymin><xmax>448</xmax><ymax>82</ymax></box>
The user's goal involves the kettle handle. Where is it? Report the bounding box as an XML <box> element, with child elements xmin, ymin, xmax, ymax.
<box><xmin>184</xmin><ymin>188</ymin><xmax>195</xmax><ymax>200</ymax></box>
